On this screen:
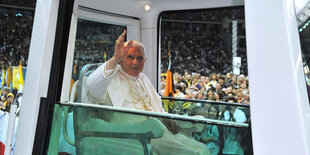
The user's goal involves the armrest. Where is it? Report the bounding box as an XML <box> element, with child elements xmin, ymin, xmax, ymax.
<box><xmin>175</xmin><ymin>120</ymin><xmax>205</xmax><ymax>138</ymax></box>
<box><xmin>84</xmin><ymin>117</ymin><xmax>164</xmax><ymax>139</ymax></box>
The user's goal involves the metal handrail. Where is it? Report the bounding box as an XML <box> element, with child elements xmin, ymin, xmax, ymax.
<box><xmin>60</xmin><ymin>101</ymin><xmax>248</xmax><ymax>128</ymax></box>
<box><xmin>161</xmin><ymin>96</ymin><xmax>250</xmax><ymax>108</ymax></box>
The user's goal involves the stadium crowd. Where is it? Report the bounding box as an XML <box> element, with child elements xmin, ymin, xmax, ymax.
<box><xmin>0</xmin><ymin>8</ymin><xmax>32</xmax><ymax>112</ymax></box>
<box><xmin>160</xmin><ymin>71</ymin><xmax>251</xmax><ymax>155</ymax></box>
<box><xmin>160</xmin><ymin>8</ymin><xmax>247</xmax><ymax>75</ymax></box>
<box><xmin>0</xmin><ymin>4</ymin><xmax>253</xmax><ymax>154</ymax></box>
<box><xmin>161</xmin><ymin>71</ymin><xmax>250</xmax><ymax>118</ymax></box>
<box><xmin>0</xmin><ymin>9</ymin><xmax>33</xmax><ymax>68</ymax></box>
<box><xmin>159</xmin><ymin>9</ymin><xmax>250</xmax><ymax>117</ymax></box>
<box><xmin>158</xmin><ymin>9</ymin><xmax>251</xmax><ymax>154</ymax></box>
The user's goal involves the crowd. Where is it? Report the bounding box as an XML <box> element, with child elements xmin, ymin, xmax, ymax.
<box><xmin>0</xmin><ymin>4</ymin><xmax>254</xmax><ymax>154</ymax></box>
<box><xmin>160</xmin><ymin>8</ymin><xmax>247</xmax><ymax>76</ymax></box>
<box><xmin>189</xmin><ymin>102</ymin><xmax>251</xmax><ymax>155</ymax></box>
<box><xmin>0</xmin><ymin>86</ymin><xmax>15</xmax><ymax>112</ymax></box>
<box><xmin>161</xmin><ymin>71</ymin><xmax>251</xmax><ymax>155</ymax></box>
<box><xmin>161</xmin><ymin>71</ymin><xmax>250</xmax><ymax>113</ymax></box>
<box><xmin>0</xmin><ymin>8</ymin><xmax>32</xmax><ymax>114</ymax></box>
<box><xmin>0</xmin><ymin>8</ymin><xmax>33</xmax><ymax>68</ymax></box>
<box><xmin>0</xmin><ymin>6</ymin><xmax>250</xmax><ymax>105</ymax></box>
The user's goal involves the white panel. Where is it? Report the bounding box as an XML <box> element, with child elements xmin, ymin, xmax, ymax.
<box><xmin>14</xmin><ymin>0</ymin><xmax>59</xmax><ymax>154</ymax></box>
<box><xmin>78</xmin><ymin>0</ymin><xmax>244</xmax><ymax>24</ymax></box>
<box><xmin>60</xmin><ymin>14</ymin><xmax>78</xmax><ymax>102</ymax></box>
<box><xmin>245</xmin><ymin>0</ymin><xmax>310</xmax><ymax>154</ymax></box>
<box><xmin>141</xmin><ymin>28</ymin><xmax>158</xmax><ymax>87</ymax></box>
<box><xmin>127</xmin><ymin>25</ymin><xmax>141</xmax><ymax>42</ymax></box>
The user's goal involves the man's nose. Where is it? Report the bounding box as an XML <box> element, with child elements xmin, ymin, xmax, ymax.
<box><xmin>132</xmin><ymin>58</ymin><xmax>139</xmax><ymax>64</ymax></box>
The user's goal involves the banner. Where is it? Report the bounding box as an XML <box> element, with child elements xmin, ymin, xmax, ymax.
<box><xmin>163</xmin><ymin>42</ymin><xmax>174</xmax><ymax>112</ymax></box>
<box><xmin>233</xmin><ymin>57</ymin><xmax>241</xmax><ymax>75</ymax></box>
<box><xmin>6</xmin><ymin>66</ymin><xmax>12</xmax><ymax>91</ymax></box>
<box><xmin>12</xmin><ymin>68</ymin><xmax>19</xmax><ymax>90</ymax></box>
<box><xmin>17</xmin><ymin>64</ymin><xmax>25</xmax><ymax>91</ymax></box>
<box><xmin>1</xmin><ymin>70</ymin><xmax>5</xmax><ymax>88</ymax></box>
<box><xmin>0</xmin><ymin>66</ymin><xmax>26</xmax><ymax>91</ymax></box>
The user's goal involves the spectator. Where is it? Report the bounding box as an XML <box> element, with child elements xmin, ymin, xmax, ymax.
<box><xmin>175</xmin><ymin>85</ymin><xmax>186</xmax><ymax>98</ymax></box>
<box><xmin>3</xmin><ymin>93</ymin><xmax>14</xmax><ymax>113</ymax></box>
<box><xmin>194</xmin><ymin>105</ymin><xmax>221</xmax><ymax>155</ymax></box>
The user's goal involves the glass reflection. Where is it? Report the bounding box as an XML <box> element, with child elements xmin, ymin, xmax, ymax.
<box><xmin>163</xmin><ymin>98</ymin><xmax>250</xmax><ymax>124</ymax></box>
<box><xmin>49</xmin><ymin>103</ymin><xmax>252</xmax><ymax>155</ymax></box>
<box><xmin>71</xmin><ymin>19</ymin><xmax>125</xmax><ymax>90</ymax></box>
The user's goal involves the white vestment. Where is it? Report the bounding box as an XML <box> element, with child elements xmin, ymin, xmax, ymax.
<box><xmin>86</xmin><ymin>62</ymin><xmax>209</xmax><ymax>155</ymax></box>
<box><xmin>86</xmin><ymin>63</ymin><xmax>163</xmax><ymax>112</ymax></box>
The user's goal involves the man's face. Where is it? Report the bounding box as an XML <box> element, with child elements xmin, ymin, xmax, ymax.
<box><xmin>120</xmin><ymin>46</ymin><xmax>146</xmax><ymax>77</ymax></box>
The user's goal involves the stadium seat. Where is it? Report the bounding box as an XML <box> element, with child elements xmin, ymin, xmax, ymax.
<box><xmin>62</xmin><ymin>63</ymin><xmax>165</xmax><ymax>155</ymax></box>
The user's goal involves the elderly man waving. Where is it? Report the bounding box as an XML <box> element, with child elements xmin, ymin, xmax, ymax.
<box><xmin>86</xmin><ymin>30</ymin><xmax>209</xmax><ymax>155</ymax></box>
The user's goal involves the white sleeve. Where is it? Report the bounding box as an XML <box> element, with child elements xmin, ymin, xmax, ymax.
<box><xmin>103</xmin><ymin>63</ymin><xmax>117</xmax><ymax>78</ymax></box>
<box><xmin>86</xmin><ymin>62</ymin><xmax>119</xmax><ymax>102</ymax></box>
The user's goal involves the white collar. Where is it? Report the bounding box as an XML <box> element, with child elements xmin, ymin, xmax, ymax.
<box><xmin>119</xmin><ymin>67</ymin><xmax>139</xmax><ymax>81</ymax></box>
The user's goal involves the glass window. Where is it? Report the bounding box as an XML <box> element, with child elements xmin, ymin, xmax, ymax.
<box><xmin>72</xmin><ymin>19</ymin><xmax>125</xmax><ymax>83</ymax></box>
<box><xmin>159</xmin><ymin>7</ymin><xmax>250</xmax><ymax>115</ymax></box>
<box><xmin>48</xmin><ymin>103</ymin><xmax>253</xmax><ymax>155</ymax></box>
<box><xmin>57</xmin><ymin>6</ymin><xmax>252</xmax><ymax>155</ymax></box>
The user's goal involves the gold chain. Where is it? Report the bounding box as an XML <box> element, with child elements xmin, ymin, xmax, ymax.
<box><xmin>119</xmin><ymin>71</ymin><xmax>151</xmax><ymax>111</ymax></box>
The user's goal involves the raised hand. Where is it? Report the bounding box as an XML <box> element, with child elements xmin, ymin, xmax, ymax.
<box><xmin>107</xmin><ymin>29</ymin><xmax>133</xmax><ymax>70</ymax></box>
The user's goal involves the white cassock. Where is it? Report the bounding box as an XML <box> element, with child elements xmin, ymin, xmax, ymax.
<box><xmin>86</xmin><ymin>62</ymin><xmax>163</xmax><ymax>112</ymax></box>
<box><xmin>86</xmin><ymin>62</ymin><xmax>210</xmax><ymax>155</ymax></box>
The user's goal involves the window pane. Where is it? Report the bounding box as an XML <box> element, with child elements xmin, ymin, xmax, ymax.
<box><xmin>159</xmin><ymin>7</ymin><xmax>250</xmax><ymax>115</ymax></box>
<box><xmin>49</xmin><ymin>103</ymin><xmax>252</xmax><ymax>155</ymax></box>
<box><xmin>72</xmin><ymin>19</ymin><xmax>125</xmax><ymax>83</ymax></box>
<box><xmin>162</xmin><ymin>98</ymin><xmax>250</xmax><ymax>123</ymax></box>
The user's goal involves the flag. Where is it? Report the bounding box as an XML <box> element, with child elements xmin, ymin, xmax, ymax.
<box><xmin>73</xmin><ymin>63</ymin><xmax>77</xmax><ymax>75</ymax></box>
<box><xmin>12</xmin><ymin>67</ymin><xmax>19</xmax><ymax>90</ymax></box>
<box><xmin>0</xmin><ymin>64</ymin><xmax>4</xmax><ymax>87</ymax></box>
<box><xmin>163</xmin><ymin>42</ymin><xmax>174</xmax><ymax>112</ymax></box>
<box><xmin>6</xmin><ymin>66</ymin><xmax>12</xmax><ymax>91</ymax></box>
<box><xmin>0</xmin><ymin>70</ymin><xmax>3</xmax><ymax>88</ymax></box>
<box><xmin>1</xmin><ymin>70</ymin><xmax>5</xmax><ymax>87</ymax></box>
<box><xmin>17</xmin><ymin>63</ymin><xmax>25</xmax><ymax>91</ymax></box>
<box><xmin>164</xmin><ymin>70</ymin><xmax>174</xmax><ymax>97</ymax></box>
<box><xmin>22</xmin><ymin>68</ymin><xmax>26</xmax><ymax>80</ymax></box>
<box><xmin>104</xmin><ymin>52</ymin><xmax>107</xmax><ymax>62</ymax></box>
<box><xmin>70</xmin><ymin>62</ymin><xmax>78</xmax><ymax>101</ymax></box>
